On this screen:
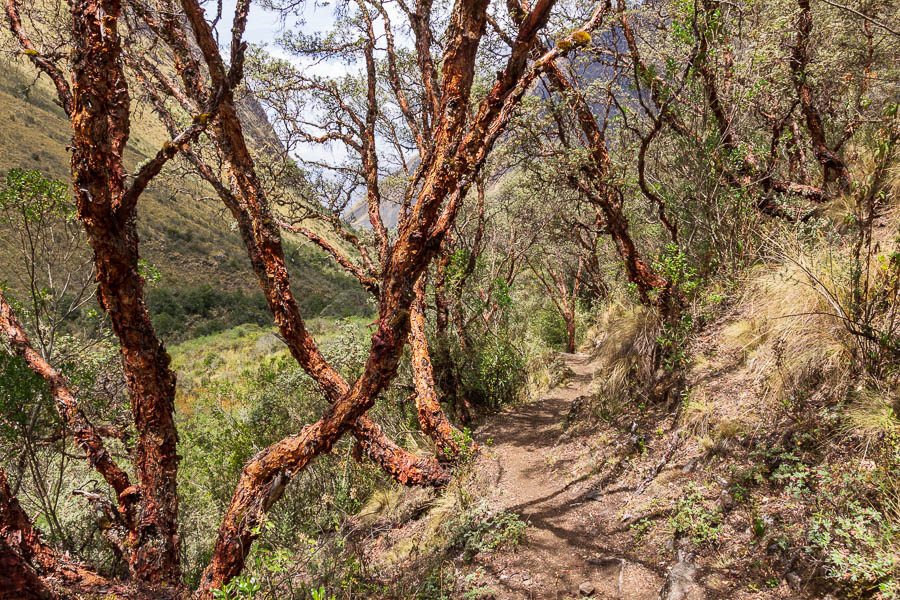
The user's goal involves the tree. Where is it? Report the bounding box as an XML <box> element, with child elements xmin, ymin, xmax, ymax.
<box><xmin>0</xmin><ymin>0</ymin><xmax>605</xmax><ymax>596</ymax></box>
<box><xmin>528</xmin><ymin>254</ymin><xmax>583</xmax><ymax>353</ymax></box>
<box><xmin>0</xmin><ymin>170</ymin><xmax>129</xmax><ymax>566</ymax></box>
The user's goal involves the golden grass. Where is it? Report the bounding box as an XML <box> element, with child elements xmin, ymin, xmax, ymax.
<box><xmin>712</xmin><ymin>225</ymin><xmax>900</xmax><ymax>442</ymax></box>
<box><xmin>719</xmin><ymin>318</ymin><xmax>764</xmax><ymax>357</ymax></box>
<box><xmin>841</xmin><ymin>383</ymin><xmax>899</xmax><ymax>446</ymax></box>
<box><xmin>584</xmin><ymin>300</ymin><xmax>659</xmax><ymax>404</ymax></box>
<box><xmin>523</xmin><ymin>351</ymin><xmax>572</xmax><ymax>402</ymax></box>
<box><xmin>376</xmin><ymin>481</ymin><xmax>468</xmax><ymax>566</ymax></box>
<box><xmin>742</xmin><ymin>254</ymin><xmax>853</xmax><ymax>403</ymax></box>
<box><xmin>356</xmin><ymin>488</ymin><xmax>405</xmax><ymax>526</ymax></box>
<box><xmin>682</xmin><ymin>391</ymin><xmax>746</xmax><ymax>446</ymax></box>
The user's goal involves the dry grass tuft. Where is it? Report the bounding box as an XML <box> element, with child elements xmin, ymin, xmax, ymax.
<box><xmin>841</xmin><ymin>382</ymin><xmax>899</xmax><ymax>446</ymax></box>
<box><xmin>523</xmin><ymin>351</ymin><xmax>573</xmax><ymax>402</ymax></box>
<box><xmin>584</xmin><ymin>301</ymin><xmax>660</xmax><ymax>404</ymax></box>
<box><xmin>356</xmin><ymin>488</ymin><xmax>405</xmax><ymax>526</ymax></box>
<box><xmin>742</xmin><ymin>254</ymin><xmax>853</xmax><ymax>403</ymax></box>
<box><xmin>682</xmin><ymin>391</ymin><xmax>746</xmax><ymax>446</ymax></box>
<box><xmin>719</xmin><ymin>318</ymin><xmax>764</xmax><ymax>358</ymax></box>
<box><xmin>377</xmin><ymin>481</ymin><xmax>469</xmax><ymax>566</ymax></box>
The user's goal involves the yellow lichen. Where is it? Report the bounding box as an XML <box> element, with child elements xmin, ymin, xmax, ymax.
<box><xmin>556</xmin><ymin>39</ymin><xmax>574</xmax><ymax>51</ymax></box>
<box><xmin>572</xmin><ymin>30</ymin><xmax>592</xmax><ymax>46</ymax></box>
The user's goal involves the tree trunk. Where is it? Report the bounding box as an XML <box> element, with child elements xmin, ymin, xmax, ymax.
<box><xmin>565</xmin><ymin>315</ymin><xmax>576</xmax><ymax>353</ymax></box>
<box><xmin>69</xmin><ymin>0</ymin><xmax>180</xmax><ymax>583</ymax></box>
<box><xmin>409</xmin><ymin>275</ymin><xmax>462</xmax><ymax>459</ymax></box>
<box><xmin>791</xmin><ymin>0</ymin><xmax>851</xmax><ymax>191</ymax></box>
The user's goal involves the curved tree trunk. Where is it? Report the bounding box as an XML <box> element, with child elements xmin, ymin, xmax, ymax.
<box><xmin>409</xmin><ymin>275</ymin><xmax>462</xmax><ymax>459</ymax></box>
<box><xmin>2</xmin><ymin>0</ymin><xmax>567</xmax><ymax>595</ymax></box>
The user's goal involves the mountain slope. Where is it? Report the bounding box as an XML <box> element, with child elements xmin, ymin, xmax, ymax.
<box><xmin>0</xmin><ymin>56</ymin><xmax>370</xmax><ymax>338</ymax></box>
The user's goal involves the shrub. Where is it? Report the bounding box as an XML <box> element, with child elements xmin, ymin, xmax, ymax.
<box><xmin>459</xmin><ymin>336</ymin><xmax>526</xmax><ymax>409</ymax></box>
<box><xmin>452</xmin><ymin>503</ymin><xmax>529</xmax><ymax>561</ymax></box>
<box><xmin>807</xmin><ymin>501</ymin><xmax>899</xmax><ymax>598</ymax></box>
<box><xmin>147</xmin><ymin>285</ymin><xmax>271</xmax><ymax>342</ymax></box>
<box><xmin>536</xmin><ymin>309</ymin><xmax>568</xmax><ymax>348</ymax></box>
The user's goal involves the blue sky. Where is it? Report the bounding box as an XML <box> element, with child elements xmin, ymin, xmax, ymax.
<box><xmin>216</xmin><ymin>0</ymin><xmax>359</xmax><ymax>165</ymax></box>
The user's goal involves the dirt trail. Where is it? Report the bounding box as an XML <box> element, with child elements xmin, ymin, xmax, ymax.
<box><xmin>469</xmin><ymin>353</ymin><xmax>665</xmax><ymax>600</ymax></box>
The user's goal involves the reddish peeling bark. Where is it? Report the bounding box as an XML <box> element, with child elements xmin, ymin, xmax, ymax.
<box><xmin>278</xmin><ymin>221</ymin><xmax>380</xmax><ymax>295</ymax></box>
<box><xmin>133</xmin><ymin>0</ymin><xmax>449</xmax><ymax>524</ymax></box>
<box><xmin>4</xmin><ymin>0</ymin><xmax>565</xmax><ymax>595</ymax></box>
<box><xmin>544</xmin><ymin>62</ymin><xmax>671</xmax><ymax>308</ymax></box>
<box><xmin>4</xmin><ymin>0</ymin><xmax>74</xmax><ymax>117</ymax></box>
<box><xmin>686</xmin><ymin>0</ymin><xmax>835</xmax><ymax>210</ymax></box>
<box><xmin>192</xmin><ymin>0</ymin><xmax>565</xmax><ymax>593</ymax></box>
<box><xmin>0</xmin><ymin>465</ymin><xmax>61</xmax><ymax>600</ymax></box>
<box><xmin>179</xmin><ymin>0</ymin><xmax>448</xmax><ymax>464</ymax></box>
<box><xmin>0</xmin><ymin>293</ymin><xmax>136</xmax><ymax>529</ymax></box>
<box><xmin>791</xmin><ymin>0</ymin><xmax>851</xmax><ymax>192</ymax></box>
<box><xmin>192</xmin><ymin>101</ymin><xmax>452</xmax><ymax>481</ymax></box>
<box><xmin>67</xmin><ymin>0</ymin><xmax>181</xmax><ymax>582</ymax></box>
<box><xmin>363</xmin><ymin>14</ymin><xmax>391</xmax><ymax>260</ymax></box>
<box><xmin>0</xmin><ymin>467</ymin><xmax>125</xmax><ymax>600</ymax></box>
<box><xmin>5</xmin><ymin>0</ymin><xmax>226</xmax><ymax>589</ymax></box>
<box><xmin>409</xmin><ymin>275</ymin><xmax>461</xmax><ymax>459</ymax></box>
<box><xmin>281</xmin><ymin>209</ymin><xmax>459</xmax><ymax>459</ymax></box>
<box><xmin>171</xmin><ymin>0</ymin><xmax>515</xmax><ymax>593</ymax></box>
<box><xmin>501</xmin><ymin>0</ymin><xmax>670</xmax><ymax>310</ymax></box>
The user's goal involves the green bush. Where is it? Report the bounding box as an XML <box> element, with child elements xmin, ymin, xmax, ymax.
<box><xmin>458</xmin><ymin>336</ymin><xmax>526</xmax><ymax>409</ymax></box>
<box><xmin>536</xmin><ymin>309</ymin><xmax>568</xmax><ymax>349</ymax></box>
<box><xmin>807</xmin><ymin>501</ymin><xmax>899</xmax><ymax>598</ymax></box>
<box><xmin>452</xmin><ymin>503</ymin><xmax>529</xmax><ymax>561</ymax></box>
<box><xmin>147</xmin><ymin>285</ymin><xmax>272</xmax><ymax>341</ymax></box>
<box><xmin>668</xmin><ymin>484</ymin><xmax>723</xmax><ymax>544</ymax></box>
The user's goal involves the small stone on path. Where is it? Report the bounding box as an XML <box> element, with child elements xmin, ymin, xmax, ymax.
<box><xmin>659</xmin><ymin>556</ymin><xmax>697</xmax><ymax>600</ymax></box>
<box><xmin>578</xmin><ymin>581</ymin><xmax>595</xmax><ymax>596</ymax></box>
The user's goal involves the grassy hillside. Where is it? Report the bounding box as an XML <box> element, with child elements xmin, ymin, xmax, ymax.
<box><xmin>0</xmin><ymin>57</ymin><xmax>370</xmax><ymax>340</ymax></box>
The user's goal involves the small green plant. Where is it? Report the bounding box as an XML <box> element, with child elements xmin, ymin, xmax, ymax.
<box><xmin>806</xmin><ymin>501</ymin><xmax>900</xmax><ymax>598</ymax></box>
<box><xmin>454</xmin><ymin>504</ymin><xmax>529</xmax><ymax>561</ymax></box>
<box><xmin>448</xmin><ymin>427</ymin><xmax>478</xmax><ymax>463</ymax></box>
<box><xmin>653</xmin><ymin>243</ymin><xmax>699</xmax><ymax>296</ymax></box>
<box><xmin>310</xmin><ymin>586</ymin><xmax>335</xmax><ymax>600</ymax></box>
<box><xmin>770</xmin><ymin>452</ymin><xmax>830</xmax><ymax>498</ymax></box>
<box><xmin>668</xmin><ymin>484</ymin><xmax>723</xmax><ymax>544</ymax></box>
<box><xmin>657</xmin><ymin>313</ymin><xmax>694</xmax><ymax>372</ymax></box>
<box><xmin>211</xmin><ymin>575</ymin><xmax>261</xmax><ymax>600</ymax></box>
<box><xmin>630</xmin><ymin>517</ymin><xmax>653</xmax><ymax>541</ymax></box>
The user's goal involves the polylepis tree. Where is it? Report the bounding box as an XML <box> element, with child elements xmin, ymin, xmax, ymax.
<box><xmin>0</xmin><ymin>0</ymin><xmax>605</xmax><ymax>597</ymax></box>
